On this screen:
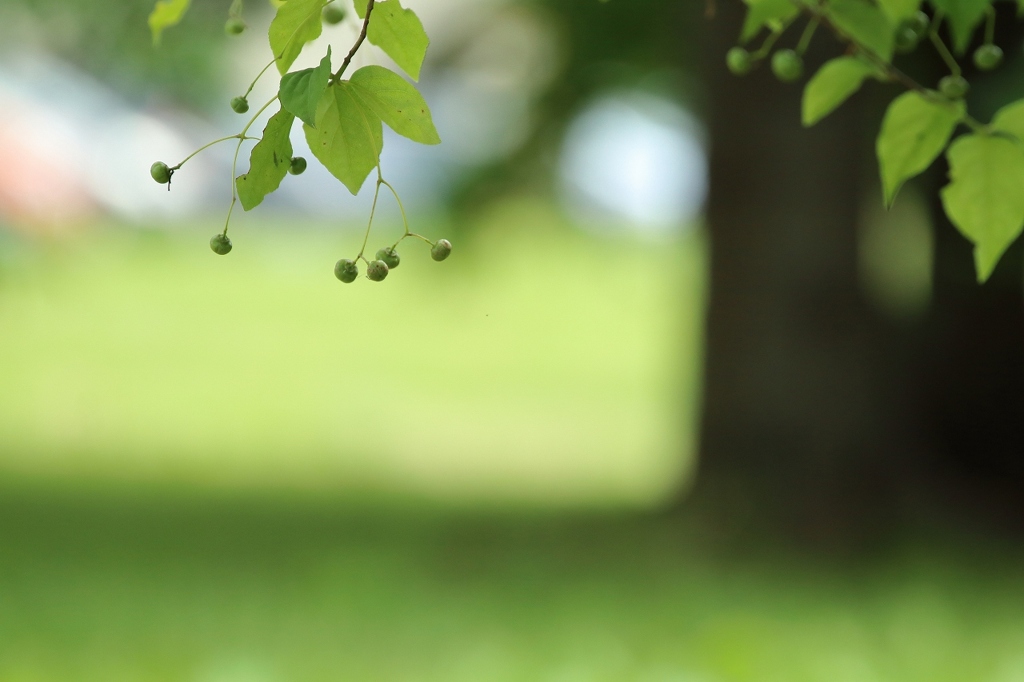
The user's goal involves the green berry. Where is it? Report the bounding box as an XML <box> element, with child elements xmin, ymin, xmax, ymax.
<box><xmin>771</xmin><ymin>49</ymin><xmax>803</xmax><ymax>83</ymax></box>
<box><xmin>334</xmin><ymin>259</ymin><xmax>358</xmax><ymax>283</ymax></box>
<box><xmin>909</xmin><ymin>11</ymin><xmax>930</xmax><ymax>36</ymax></box>
<box><xmin>230</xmin><ymin>96</ymin><xmax>249</xmax><ymax>114</ymax></box>
<box><xmin>225</xmin><ymin>17</ymin><xmax>245</xmax><ymax>35</ymax></box>
<box><xmin>376</xmin><ymin>247</ymin><xmax>400</xmax><ymax>269</ymax></box>
<box><xmin>726</xmin><ymin>47</ymin><xmax>753</xmax><ymax>76</ymax></box>
<box><xmin>210</xmin><ymin>234</ymin><xmax>232</xmax><ymax>255</ymax></box>
<box><xmin>895</xmin><ymin>26</ymin><xmax>920</xmax><ymax>53</ymax></box>
<box><xmin>974</xmin><ymin>44</ymin><xmax>1003</xmax><ymax>71</ymax></box>
<box><xmin>323</xmin><ymin>5</ymin><xmax>346</xmax><ymax>25</ymax></box>
<box><xmin>289</xmin><ymin>157</ymin><xmax>307</xmax><ymax>175</ymax></box>
<box><xmin>150</xmin><ymin>161</ymin><xmax>171</xmax><ymax>184</ymax></box>
<box><xmin>939</xmin><ymin>74</ymin><xmax>969</xmax><ymax>99</ymax></box>
<box><xmin>366</xmin><ymin>260</ymin><xmax>389</xmax><ymax>282</ymax></box>
<box><xmin>430</xmin><ymin>239</ymin><xmax>452</xmax><ymax>262</ymax></box>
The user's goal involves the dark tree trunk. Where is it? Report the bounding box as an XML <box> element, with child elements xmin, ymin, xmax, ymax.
<box><xmin>689</xmin><ymin>1</ymin><xmax>1024</xmax><ymax>541</ymax></box>
<box><xmin>912</xmin><ymin>169</ymin><xmax>1024</xmax><ymax>531</ymax></box>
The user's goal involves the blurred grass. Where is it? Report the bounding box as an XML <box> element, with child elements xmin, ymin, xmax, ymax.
<box><xmin>3</xmin><ymin>204</ymin><xmax>1024</xmax><ymax>681</ymax></box>
<box><xmin>0</xmin><ymin>200</ymin><xmax>703</xmax><ymax>507</ymax></box>
<box><xmin>2</xmin><ymin>491</ymin><xmax>1024</xmax><ymax>682</ymax></box>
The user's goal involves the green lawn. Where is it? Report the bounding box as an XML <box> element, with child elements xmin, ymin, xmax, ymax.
<box><xmin>0</xmin><ymin>200</ymin><xmax>704</xmax><ymax>507</ymax></box>
<box><xmin>2</xmin><ymin>491</ymin><xmax>1024</xmax><ymax>682</ymax></box>
<box><xmin>4</xmin><ymin>206</ymin><xmax>1022</xmax><ymax>682</ymax></box>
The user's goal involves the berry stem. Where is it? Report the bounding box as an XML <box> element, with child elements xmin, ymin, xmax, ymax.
<box><xmin>356</xmin><ymin>175</ymin><xmax>384</xmax><ymax>261</ymax></box>
<box><xmin>929</xmin><ymin>31</ymin><xmax>961</xmax><ymax>76</ymax></box>
<box><xmin>751</xmin><ymin>21</ymin><xmax>790</xmax><ymax>60</ymax></box>
<box><xmin>243</xmin><ymin>59</ymin><xmax>276</xmax><ymax>100</ymax></box>
<box><xmin>795</xmin><ymin>17</ymin><xmax>819</xmax><ymax>56</ymax></box>
<box><xmin>403</xmin><ymin>232</ymin><xmax>434</xmax><ymax>246</ymax></box>
<box><xmin>237</xmin><ymin>95</ymin><xmax>279</xmax><ymax>140</ymax></box>
<box><xmin>225</xmin><ymin>95</ymin><xmax>279</xmax><ymax>234</ymax></box>
<box><xmin>222</xmin><ymin>197</ymin><xmax>237</xmax><ymax>237</ymax></box>
<box><xmin>172</xmin><ymin>135</ymin><xmax>255</xmax><ymax>171</ymax></box>
<box><xmin>984</xmin><ymin>5</ymin><xmax>996</xmax><ymax>46</ymax></box>
<box><xmin>379</xmin><ymin>178</ymin><xmax>411</xmax><ymax>240</ymax></box>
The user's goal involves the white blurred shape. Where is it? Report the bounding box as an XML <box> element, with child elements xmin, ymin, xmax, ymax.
<box><xmin>559</xmin><ymin>93</ymin><xmax>707</xmax><ymax>234</ymax></box>
<box><xmin>0</xmin><ymin>51</ymin><xmax>229</xmax><ymax>228</ymax></box>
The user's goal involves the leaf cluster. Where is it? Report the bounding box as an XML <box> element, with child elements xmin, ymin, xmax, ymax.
<box><xmin>732</xmin><ymin>0</ymin><xmax>1024</xmax><ymax>282</ymax></box>
<box><xmin>148</xmin><ymin>0</ymin><xmax>451</xmax><ymax>282</ymax></box>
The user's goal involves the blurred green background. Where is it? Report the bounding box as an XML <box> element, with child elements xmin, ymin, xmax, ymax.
<box><xmin>2</xmin><ymin>0</ymin><xmax>1024</xmax><ymax>680</ymax></box>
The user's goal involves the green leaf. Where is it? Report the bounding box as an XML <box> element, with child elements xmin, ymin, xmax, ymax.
<box><xmin>991</xmin><ymin>98</ymin><xmax>1024</xmax><ymax>145</ymax></box>
<box><xmin>365</xmin><ymin>0</ymin><xmax>430</xmax><ymax>81</ymax></box>
<box><xmin>348</xmin><ymin>66</ymin><xmax>440</xmax><ymax>145</ymax></box>
<box><xmin>353</xmin><ymin>0</ymin><xmax>369</xmax><ymax>17</ymax></box>
<box><xmin>802</xmin><ymin>56</ymin><xmax>877</xmax><ymax>127</ymax></box>
<box><xmin>269</xmin><ymin>0</ymin><xmax>329</xmax><ymax>74</ymax></box>
<box><xmin>280</xmin><ymin>47</ymin><xmax>333</xmax><ymax>128</ymax></box>
<box><xmin>941</xmin><ymin>134</ymin><xmax>1024</xmax><ymax>282</ymax></box>
<box><xmin>929</xmin><ymin>0</ymin><xmax>990</xmax><ymax>53</ymax></box>
<box><xmin>740</xmin><ymin>0</ymin><xmax>800</xmax><ymax>42</ymax></box>
<box><xmin>877</xmin><ymin>91</ymin><xmax>964</xmax><ymax>206</ymax></box>
<box><xmin>825</xmin><ymin>0</ymin><xmax>896</xmax><ymax>60</ymax></box>
<box><xmin>235</xmin><ymin>109</ymin><xmax>296</xmax><ymax>211</ymax></box>
<box><xmin>877</xmin><ymin>0</ymin><xmax>922</xmax><ymax>22</ymax></box>
<box><xmin>149</xmin><ymin>0</ymin><xmax>190</xmax><ymax>46</ymax></box>
<box><xmin>305</xmin><ymin>82</ymin><xmax>383</xmax><ymax>194</ymax></box>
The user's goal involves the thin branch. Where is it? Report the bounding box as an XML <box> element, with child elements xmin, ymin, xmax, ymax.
<box><xmin>333</xmin><ymin>0</ymin><xmax>375</xmax><ymax>83</ymax></box>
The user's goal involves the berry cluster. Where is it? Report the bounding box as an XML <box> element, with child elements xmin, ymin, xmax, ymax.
<box><xmin>333</xmin><ymin>239</ymin><xmax>451</xmax><ymax>284</ymax></box>
<box><xmin>726</xmin><ymin>7</ymin><xmax>1006</xmax><ymax>100</ymax></box>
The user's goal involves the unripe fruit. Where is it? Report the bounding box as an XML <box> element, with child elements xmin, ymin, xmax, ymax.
<box><xmin>334</xmin><ymin>258</ymin><xmax>358</xmax><ymax>283</ymax></box>
<box><xmin>974</xmin><ymin>44</ymin><xmax>1003</xmax><ymax>71</ymax></box>
<box><xmin>225</xmin><ymin>18</ymin><xmax>245</xmax><ymax>35</ymax></box>
<box><xmin>895</xmin><ymin>26</ymin><xmax>920</xmax><ymax>53</ymax></box>
<box><xmin>150</xmin><ymin>161</ymin><xmax>171</xmax><ymax>184</ymax></box>
<box><xmin>726</xmin><ymin>47</ymin><xmax>753</xmax><ymax>76</ymax></box>
<box><xmin>939</xmin><ymin>74</ymin><xmax>969</xmax><ymax>99</ymax></box>
<box><xmin>366</xmin><ymin>259</ymin><xmax>389</xmax><ymax>281</ymax></box>
<box><xmin>210</xmin><ymin>234</ymin><xmax>232</xmax><ymax>255</ymax></box>
<box><xmin>376</xmin><ymin>247</ymin><xmax>400</xmax><ymax>269</ymax></box>
<box><xmin>323</xmin><ymin>5</ymin><xmax>346</xmax><ymax>25</ymax></box>
<box><xmin>231</xmin><ymin>96</ymin><xmax>249</xmax><ymax>114</ymax></box>
<box><xmin>431</xmin><ymin>239</ymin><xmax>452</xmax><ymax>262</ymax></box>
<box><xmin>771</xmin><ymin>49</ymin><xmax>803</xmax><ymax>83</ymax></box>
<box><xmin>909</xmin><ymin>11</ymin><xmax>929</xmax><ymax>36</ymax></box>
<box><xmin>289</xmin><ymin>157</ymin><xmax>307</xmax><ymax>175</ymax></box>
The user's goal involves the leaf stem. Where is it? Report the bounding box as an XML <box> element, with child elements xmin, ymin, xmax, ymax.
<box><xmin>333</xmin><ymin>0</ymin><xmax>375</xmax><ymax>83</ymax></box>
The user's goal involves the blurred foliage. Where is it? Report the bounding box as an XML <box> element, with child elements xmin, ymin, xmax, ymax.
<box><xmin>449</xmin><ymin>0</ymin><xmax>701</xmax><ymax>212</ymax></box>
<box><xmin>0</xmin><ymin>0</ymin><xmax>230</xmax><ymax>108</ymax></box>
